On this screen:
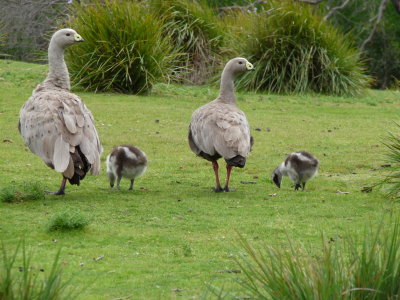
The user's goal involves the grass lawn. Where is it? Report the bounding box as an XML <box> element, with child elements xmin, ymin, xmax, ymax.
<box><xmin>1</xmin><ymin>59</ymin><xmax>400</xmax><ymax>299</ymax></box>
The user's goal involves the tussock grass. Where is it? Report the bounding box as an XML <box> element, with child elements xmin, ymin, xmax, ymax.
<box><xmin>0</xmin><ymin>240</ymin><xmax>75</xmax><ymax>299</ymax></box>
<box><xmin>381</xmin><ymin>123</ymin><xmax>400</xmax><ymax>199</ymax></box>
<box><xmin>226</xmin><ymin>1</ymin><xmax>370</xmax><ymax>96</ymax></box>
<box><xmin>0</xmin><ymin>182</ymin><xmax>44</xmax><ymax>203</ymax></box>
<box><xmin>150</xmin><ymin>0</ymin><xmax>228</xmax><ymax>84</ymax></box>
<box><xmin>212</xmin><ymin>219</ymin><xmax>400</xmax><ymax>299</ymax></box>
<box><xmin>66</xmin><ymin>0</ymin><xmax>175</xmax><ymax>94</ymax></box>
<box><xmin>47</xmin><ymin>209</ymin><xmax>90</xmax><ymax>231</ymax></box>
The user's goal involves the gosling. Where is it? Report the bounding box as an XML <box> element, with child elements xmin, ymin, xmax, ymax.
<box><xmin>271</xmin><ymin>151</ymin><xmax>319</xmax><ymax>191</ymax></box>
<box><xmin>106</xmin><ymin>145</ymin><xmax>147</xmax><ymax>190</ymax></box>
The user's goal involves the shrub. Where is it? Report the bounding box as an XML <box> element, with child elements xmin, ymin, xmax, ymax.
<box><xmin>226</xmin><ymin>1</ymin><xmax>370</xmax><ymax>96</ymax></box>
<box><xmin>149</xmin><ymin>0</ymin><xmax>229</xmax><ymax>84</ymax></box>
<box><xmin>381</xmin><ymin>123</ymin><xmax>400</xmax><ymax>199</ymax></box>
<box><xmin>47</xmin><ymin>209</ymin><xmax>89</xmax><ymax>232</ymax></box>
<box><xmin>0</xmin><ymin>182</ymin><xmax>44</xmax><ymax>203</ymax></box>
<box><xmin>211</xmin><ymin>219</ymin><xmax>400</xmax><ymax>299</ymax></box>
<box><xmin>66</xmin><ymin>0</ymin><xmax>175</xmax><ymax>94</ymax></box>
<box><xmin>0</xmin><ymin>240</ymin><xmax>75</xmax><ymax>299</ymax></box>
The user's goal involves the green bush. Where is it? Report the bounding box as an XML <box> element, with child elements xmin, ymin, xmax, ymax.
<box><xmin>382</xmin><ymin>123</ymin><xmax>400</xmax><ymax>199</ymax></box>
<box><xmin>0</xmin><ymin>182</ymin><xmax>44</xmax><ymax>203</ymax></box>
<box><xmin>0</xmin><ymin>240</ymin><xmax>75</xmax><ymax>299</ymax></box>
<box><xmin>212</xmin><ymin>220</ymin><xmax>400</xmax><ymax>299</ymax></box>
<box><xmin>150</xmin><ymin>0</ymin><xmax>228</xmax><ymax>84</ymax></box>
<box><xmin>227</xmin><ymin>1</ymin><xmax>370</xmax><ymax>95</ymax></box>
<box><xmin>47</xmin><ymin>209</ymin><xmax>89</xmax><ymax>232</ymax></box>
<box><xmin>66</xmin><ymin>0</ymin><xmax>175</xmax><ymax>94</ymax></box>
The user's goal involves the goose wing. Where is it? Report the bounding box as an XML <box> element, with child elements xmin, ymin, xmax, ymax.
<box><xmin>19</xmin><ymin>90</ymin><xmax>102</xmax><ymax>177</ymax></box>
<box><xmin>190</xmin><ymin>102</ymin><xmax>251</xmax><ymax>159</ymax></box>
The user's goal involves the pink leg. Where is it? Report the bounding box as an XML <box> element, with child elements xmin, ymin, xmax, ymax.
<box><xmin>224</xmin><ymin>165</ymin><xmax>235</xmax><ymax>192</ymax></box>
<box><xmin>212</xmin><ymin>161</ymin><xmax>223</xmax><ymax>192</ymax></box>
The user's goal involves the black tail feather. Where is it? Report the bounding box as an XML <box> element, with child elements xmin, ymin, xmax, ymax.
<box><xmin>225</xmin><ymin>155</ymin><xmax>246</xmax><ymax>168</ymax></box>
<box><xmin>68</xmin><ymin>146</ymin><xmax>90</xmax><ymax>186</ymax></box>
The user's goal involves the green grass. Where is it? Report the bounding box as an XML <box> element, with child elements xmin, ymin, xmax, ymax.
<box><xmin>0</xmin><ymin>59</ymin><xmax>400</xmax><ymax>299</ymax></box>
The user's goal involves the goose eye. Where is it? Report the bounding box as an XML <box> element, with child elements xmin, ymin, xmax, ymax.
<box><xmin>238</xmin><ymin>61</ymin><xmax>243</xmax><ymax>65</ymax></box>
<box><xmin>66</xmin><ymin>33</ymin><xmax>71</xmax><ymax>36</ymax></box>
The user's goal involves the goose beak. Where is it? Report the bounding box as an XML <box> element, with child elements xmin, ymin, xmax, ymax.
<box><xmin>246</xmin><ymin>61</ymin><xmax>255</xmax><ymax>71</ymax></box>
<box><xmin>74</xmin><ymin>33</ymin><xmax>84</xmax><ymax>42</ymax></box>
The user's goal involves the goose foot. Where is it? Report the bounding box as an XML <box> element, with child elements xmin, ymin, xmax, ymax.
<box><xmin>45</xmin><ymin>190</ymin><xmax>65</xmax><ymax>196</ymax></box>
<box><xmin>223</xmin><ymin>186</ymin><xmax>236</xmax><ymax>192</ymax></box>
<box><xmin>212</xmin><ymin>187</ymin><xmax>224</xmax><ymax>193</ymax></box>
<box><xmin>294</xmin><ymin>184</ymin><xmax>301</xmax><ymax>191</ymax></box>
<box><xmin>46</xmin><ymin>177</ymin><xmax>67</xmax><ymax>195</ymax></box>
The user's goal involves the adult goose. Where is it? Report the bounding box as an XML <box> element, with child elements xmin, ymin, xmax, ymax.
<box><xmin>188</xmin><ymin>57</ymin><xmax>254</xmax><ymax>192</ymax></box>
<box><xmin>18</xmin><ymin>28</ymin><xmax>102</xmax><ymax>195</ymax></box>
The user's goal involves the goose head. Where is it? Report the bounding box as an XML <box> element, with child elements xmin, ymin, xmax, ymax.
<box><xmin>225</xmin><ymin>57</ymin><xmax>255</xmax><ymax>76</ymax></box>
<box><xmin>50</xmin><ymin>28</ymin><xmax>84</xmax><ymax>49</ymax></box>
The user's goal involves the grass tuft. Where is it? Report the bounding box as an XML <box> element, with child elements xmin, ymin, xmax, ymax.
<box><xmin>212</xmin><ymin>219</ymin><xmax>400</xmax><ymax>299</ymax></box>
<box><xmin>66</xmin><ymin>0</ymin><xmax>175</xmax><ymax>94</ymax></box>
<box><xmin>226</xmin><ymin>1</ymin><xmax>370</xmax><ymax>96</ymax></box>
<box><xmin>47</xmin><ymin>209</ymin><xmax>90</xmax><ymax>232</ymax></box>
<box><xmin>150</xmin><ymin>0</ymin><xmax>228</xmax><ymax>85</ymax></box>
<box><xmin>381</xmin><ymin>122</ymin><xmax>400</xmax><ymax>199</ymax></box>
<box><xmin>0</xmin><ymin>240</ymin><xmax>75</xmax><ymax>299</ymax></box>
<box><xmin>0</xmin><ymin>182</ymin><xmax>44</xmax><ymax>203</ymax></box>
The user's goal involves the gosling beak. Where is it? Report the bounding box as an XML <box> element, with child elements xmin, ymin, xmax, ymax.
<box><xmin>246</xmin><ymin>61</ymin><xmax>255</xmax><ymax>71</ymax></box>
<box><xmin>74</xmin><ymin>33</ymin><xmax>85</xmax><ymax>42</ymax></box>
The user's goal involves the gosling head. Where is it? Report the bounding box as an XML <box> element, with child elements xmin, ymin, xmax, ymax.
<box><xmin>50</xmin><ymin>28</ymin><xmax>84</xmax><ymax>49</ymax></box>
<box><xmin>226</xmin><ymin>57</ymin><xmax>255</xmax><ymax>76</ymax></box>
<box><xmin>271</xmin><ymin>165</ymin><xmax>283</xmax><ymax>188</ymax></box>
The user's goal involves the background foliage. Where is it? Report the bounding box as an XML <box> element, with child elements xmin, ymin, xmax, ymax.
<box><xmin>321</xmin><ymin>0</ymin><xmax>400</xmax><ymax>89</ymax></box>
<box><xmin>0</xmin><ymin>0</ymin><xmax>68</xmax><ymax>61</ymax></box>
<box><xmin>66</xmin><ymin>0</ymin><xmax>176</xmax><ymax>94</ymax></box>
<box><xmin>226</xmin><ymin>1</ymin><xmax>370</xmax><ymax>95</ymax></box>
<box><xmin>150</xmin><ymin>0</ymin><xmax>229</xmax><ymax>84</ymax></box>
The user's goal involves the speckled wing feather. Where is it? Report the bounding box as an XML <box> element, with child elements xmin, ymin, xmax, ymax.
<box><xmin>19</xmin><ymin>90</ymin><xmax>102</xmax><ymax>178</ymax></box>
<box><xmin>190</xmin><ymin>100</ymin><xmax>251</xmax><ymax>160</ymax></box>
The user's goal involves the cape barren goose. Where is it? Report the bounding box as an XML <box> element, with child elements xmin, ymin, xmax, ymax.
<box><xmin>18</xmin><ymin>28</ymin><xmax>102</xmax><ymax>195</ymax></box>
<box><xmin>106</xmin><ymin>145</ymin><xmax>147</xmax><ymax>190</ymax></box>
<box><xmin>188</xmin><ymin>57</ymin><xmax>254</xmax><ymax>192</ymax></box>
<box><xmin>272</xmin><ymin>151</ymin><xmax>319</xmax><ymax>191</ymax></box>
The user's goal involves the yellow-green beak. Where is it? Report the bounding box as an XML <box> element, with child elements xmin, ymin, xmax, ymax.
<box><xmin>74</xmin><ymin>33</ymin><xmax>84</xmax><ymax>42</ymax></box>
<box><xmin>246</xmin><ymin>61</ymin><xmax>254</xmax><ymax>71</ymax></box>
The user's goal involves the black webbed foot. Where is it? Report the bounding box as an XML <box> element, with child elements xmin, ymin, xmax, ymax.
<box><xmin>212</xmin><ymin>187</ymin><xmax>224</xmax><ymax>193</ymax></box>
<box><xmin>223</xmin><ymin>186</ymin><xmax>236</xmax><ymax>192</ymax></box>
<box><xmin>45</xmin><ymin>190</ymin><xmax>65</xmax><ymax>196</ymax></box>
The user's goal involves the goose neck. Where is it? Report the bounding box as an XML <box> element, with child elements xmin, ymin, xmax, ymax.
<box><xmin>45</xmin><ymin>41</ymin><xmax>70</xmax><ymax>91</ymax></box>
<box><xmin>218</xmin><ymin>67</ymin><xmax>236</xmax><ymax>104</ymax></box>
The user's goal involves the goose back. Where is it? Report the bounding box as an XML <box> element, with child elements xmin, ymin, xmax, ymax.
<box><xmin>19</xmin><ymin>89</ymin><xmax>102</xmax><ymax>178</ymax></box>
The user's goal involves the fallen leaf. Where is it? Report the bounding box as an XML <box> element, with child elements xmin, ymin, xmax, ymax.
<box><xmin>268</xmin><ymin>193</ymin><xmax>277</xmax><ymax>197</ymax></box>
<box><xmin>171</xmin><ymin>288</ymin><xmax>183</xmax><ymax>293</ymax></box>
<box><xmin>3</xmin><ymin>138</ymin><xmax>13</xmax><ymax>143</ymax></box>
<box><xmin>93</xmin><ymin>255</ymin><xmax>105</xmax><ymax>261</ymax></box>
